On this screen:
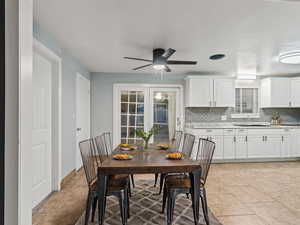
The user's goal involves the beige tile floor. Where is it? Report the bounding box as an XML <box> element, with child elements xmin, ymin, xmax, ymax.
<box><xmin>33</xmin><ymin>162</ymin><xmax>300</xmax><ymax>225</ymax></box>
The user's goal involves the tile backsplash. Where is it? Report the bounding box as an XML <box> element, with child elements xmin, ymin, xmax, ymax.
<box><xmin>185</xmin><ymin>108</ymin><xmax>300</xmax><ymax>123</ymax></box>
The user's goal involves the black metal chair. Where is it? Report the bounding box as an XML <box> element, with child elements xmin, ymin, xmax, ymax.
<box><xmin>154</xmin><ymin>130</ymin><xmax>184</xmax><ymax>187</ymax></box>
<box><xmin>79</xmin><ymin>139</ymin><xmax>130</xmax><ymax>225</ymax></box>
<box><xmin>95</xmin><ymin>133</ymin><xmax>135</xmax><ymax>190</ymax></box>
<box><xmin>162</xmin><ymin>138</ymin><xmax>216</xmax><ymax>225</ymax></box>
<box><xmin>157</xmin><ymin>133</ymin><xmax>194</xmax><ymax>195</ymax></box>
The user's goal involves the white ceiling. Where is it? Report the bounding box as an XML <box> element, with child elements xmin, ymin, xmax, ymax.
<box><xmin>34</xmin><ymin>0</ymin><xmax>300</xmax><ymax>76</ymax></box>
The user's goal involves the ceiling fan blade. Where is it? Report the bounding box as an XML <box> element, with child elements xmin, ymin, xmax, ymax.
<box><xmin>124</xmin><ymin>57</ymin><xmax>152</xmax><ymax>62</ymax></box>
<box><xmin>132</xmin><ymin>64</ymin><xmax>153</xmax><ymax>70</ymax></box>
<box><xmin>164</xmin><ymin>65</ymin><xmax>171</xmax><ymax>72</ymax></box>
<box><xmin>163</xmin><ymin>48</ymin><xmax>176</xmax><ymax>59</ymax></box>
<box><xmin>167</xmin><ymin>60</ymin><xmax>197</xmax><ymax>65</ymax></box>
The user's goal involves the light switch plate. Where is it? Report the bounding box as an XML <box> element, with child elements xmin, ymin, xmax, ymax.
<box><xmin>221</xmin><ymin>115</ymin><xmax>227</xmax><ymax>121</ymax></box>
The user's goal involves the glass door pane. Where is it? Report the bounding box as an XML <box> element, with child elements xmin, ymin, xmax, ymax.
<box><xmin>120</xmin><ymin>90</ymin><xmax>144</xmax><ymax>145</ymax></box>
<box><xmin>151</xmin><ymin>90</ymin><xmax>178</xmax><ymax>144</ymax></box>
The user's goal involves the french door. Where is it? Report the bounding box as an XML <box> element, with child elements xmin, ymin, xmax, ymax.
<box><xmin>113</xmin><ymin>85</ymin><xmax>183</xmax><ymax>147</ymax></box>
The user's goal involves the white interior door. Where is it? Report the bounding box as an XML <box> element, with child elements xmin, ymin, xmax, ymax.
<box><xmin>76</xmin><ymin>74</ymin><xmax>90</xmax><ymax>170</ymax></box>
<box><xmin>32</xmin><ymin>52</ymin><xmax>52</xmax><ymax>208</ymax></box>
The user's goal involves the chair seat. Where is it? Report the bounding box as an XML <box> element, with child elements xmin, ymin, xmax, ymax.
<box><xmin>90</xmin><ymin>175</ymin><xmax>128</xmax><ymax>192</ymax></box>
<box><xmin>165</xmin><ymin>174</ymin><xmax>191</xmax><ymax>189</ymax></box>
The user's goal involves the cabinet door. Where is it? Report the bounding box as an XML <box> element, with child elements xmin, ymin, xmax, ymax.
<box><xmin>235</xmin><ymin>136</ymin><xmax>248</xmax><ymax>159</ymax></box>
<box><xmin>247</xmin><ymin>135</ymin><xmax>265</xmax><ymax>158</ymax></box>
<box><xmin>213</xmin><ymin>79</ymin><xmax>235</xmax><ymax>107</ymax></box>
<box><xmin>281</xmin><ymin>135</ymin><xmax>291</xmax><ymax>157</ymax></box>
<box><xmin>264</xmin><ymin>135</ymin><xmax>282</xmax><ymax>158</ymax></box>
<box><xmin>270</xmin><ymin>78</ymin><xmax>290</xmax><ymax>107</ymax></box>
<box><xmin>210</xmin><ymin>135</ymin><xmax>223</xmax><ymax>159</ymax></box>
<box><xmin>291</xmin><ymin>78</ymin><xmax>300</xmax><ymax>107</ymax></box>
<box><xmin>185</xmin><ymin>78</ymin><xmax>213</xmax><ymax>107</ymax></box>
<box><xmin>223</xmin><ymin>136</ymin><xmax>235</xmax><ymax>159</ymax></box>
<box><xmin>291</xmin><ymin>129</ymin><xmax>300</xmax><ymax>157</ymax></box>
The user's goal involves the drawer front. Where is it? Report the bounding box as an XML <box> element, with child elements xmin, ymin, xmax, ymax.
<box><xmin>223</xmin><ymin>129</ymin><xmax>235</xmax><ymax>136</ymax></box>
<box><xmin>247</xmin><ymin>129</ymin><xmax>286</xmax><ymax>135</ymax></box>
<box><xmin>190</xmin><ymin>129</ymin><xmax>223</xmax><ymax>136</ymax></box>
<box><xmin>236</xmin><ymin>128</ymin><xmax>248</xmax><ymax>135</ymax></box>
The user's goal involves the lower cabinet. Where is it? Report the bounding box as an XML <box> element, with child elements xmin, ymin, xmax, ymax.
<box><xmin>223</xmin><ymin>136</ymin><xmax>235</xmax><ymax>159</ymax></box>
<box><xmin>210</xmin><ymin>135</ymin><xmax>224</xmax><ymax>159</ymax></box>
<box><xmin>187</xmin><ymin>128</ymin><xmax>300</xmax><ymax>161</ymax></box>
<box><xmin>235</xmin><ymin>136</ymin><xmax>248</xmax><ymax>159</ymax></box>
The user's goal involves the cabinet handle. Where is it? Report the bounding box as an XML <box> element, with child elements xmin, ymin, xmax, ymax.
<box><xmin>265</xmin><ymin>136</ymin><xmax>268</xmax><ymax>141</ymax></box>
<box><xmin>206</xmin><ymin>129</ymin><xmax>212</xmax><ymax>132</ymax></box>
<box><xmin>262</xmin><ymin>136</ymin><xmax>265</xmax><ymax>141</ymax></box>
<box><xmin>282</xmin><ymin>136</ymin><xmax>284</xmax><ymax>142</ymax></box>
<box><xmin>233</xmin><ymin>136</ymin><xmax>236</xmax><ymax>142</ymax></box>
<box><xmin>245</xmin><ymin>136</ymin><xmax>248</xmax><ymax>142</ymax></box>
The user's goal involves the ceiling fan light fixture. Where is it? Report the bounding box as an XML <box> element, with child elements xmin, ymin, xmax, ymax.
<box><xmin>153</xmin><ymin>64</ymin><xmax>166</xmax><ymax>70</ymax></box>
<box><xmin>279</xmin><ymin>51</ymin><xmax>300</xmax><ymax>64</ymax></box>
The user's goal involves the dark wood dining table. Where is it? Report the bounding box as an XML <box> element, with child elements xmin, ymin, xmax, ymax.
<box><xmin>97</xmin><ymin>146</ymin><xmax>202</xmax><ymax>225</ymax></box>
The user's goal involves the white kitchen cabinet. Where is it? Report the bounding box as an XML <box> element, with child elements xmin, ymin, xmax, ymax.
<box><xmin>185</xmin><ymin>78</ymin><xmax>213</xmax><ymax>107</ymax></box>
<box><xmin>291</xmin><ymin>129</ymin><xmax>300</xmax><ymax>157</ymax></box>
<box><xmin>261</xmin><ymin>78</ymin><xmax>291</xmax><ymax>108</ymax></box>
<box><xmin>235</xmin><ymin>136</ymin><xmax>248</xmax><ymax>159</ymax></box>
<box><xmin>223</xmin><ymin>136</ymin><xmax>235</xmax><ymax>159</ymax></box>
<box><xmin>185</xmin><ymin>77</ymin><xmax>235</xmax><ymax>107</ymax></box>
<box><xmin>290</xmin><ymin>78</ymin><xmax>300</xmax><ymax>107</ymax></box>
<box><xmin>247</xmin><ymin>135</ymin><xmax>265</xmax><ymax>158</ymax></box>
<box><xmin>281</xmin><ymin>134</ymin><xmax>291</xmax><ymax>157</ymax></box>
<box><xmin>214</xmin><ymin>79</ymin><xmax>235</xmax><ymax>107</ymax></box>
<box><xmin>264</xmin><ymin>135</ymin><xmax>282</xmax><ymax>158</ymax></box>
<box><xmin>210</xmin><ymin>135</ymin><xmax>224</xmax><ymax>159</ymax></box>
<box><xmin>261</xmin><ymin>77</ymin><xmax>300</xmax><ymax>108</ymax></box>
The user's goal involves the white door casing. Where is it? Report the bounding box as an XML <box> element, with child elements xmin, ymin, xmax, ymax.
<box><xmin>76</xmin><ymin>73</ymin><xmax>91</xmax><ymax>170</ymax></box>
<box><xmin>32</xmin><ymin>52</ymin><xmax>52</xmax><ymax>208</ymax></box>
<box><xmin>113</xmin><ymin>84</ymin><xmax>183</xmax><ymax>147</ymax></box>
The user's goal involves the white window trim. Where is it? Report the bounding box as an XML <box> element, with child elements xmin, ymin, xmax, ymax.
<box><xmin>231</xmin><ymin>85</ymin><xmax>261</xmax><ymax>119</ymax></box>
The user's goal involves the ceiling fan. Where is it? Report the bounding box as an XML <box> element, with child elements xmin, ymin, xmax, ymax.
<box><xmin>124</xmin><ymin>48</ymin><xmax>197</xmax><ymax>72</ymax></box>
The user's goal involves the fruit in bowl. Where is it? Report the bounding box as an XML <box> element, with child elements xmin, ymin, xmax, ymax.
<box><xmin>156</xmin><ymin>144</ymin><xmax>169</xmax><ymax>150</ymax></box>
<box><xmin>113</xmin><ymin>154</ymin><xmax>133</xmax><ymax>160</ymax></box>
<box><xmin>166</xmin><ymin>153</ymin><xmax>184</xmax><ymax>160</ymax></box>
<box><xmin>119</xmin><ymin>144</ymin><xmax>137</xmax><ymax>150</ymax></box>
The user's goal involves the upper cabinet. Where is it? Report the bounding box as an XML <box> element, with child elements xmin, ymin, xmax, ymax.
<box><xmin>261</xmin><ymin>77</ymin><xmax>300</xmax><ymax>108</ymax></box>
<box><xmin>185</xmin><ymin>77</ymin><xmax>235</xmax><ymax>107</ymax></box>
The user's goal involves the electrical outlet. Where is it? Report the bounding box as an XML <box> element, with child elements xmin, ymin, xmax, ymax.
<box><xmin>221</xmin><ymin>115</ymin><xmax>227</xmax><ymax>121</ymax></box>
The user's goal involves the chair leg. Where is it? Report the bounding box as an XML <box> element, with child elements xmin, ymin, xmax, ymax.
<box><xmin>201</xmin><ymin>188</ymin><xmax>210</xmax><ymax>225</ymax></box>
<box><xmin>154</xmin><ymin>173</ymin><xmax>159</xmax><ymax>187</ymax></box>
<box><xmin>159</xmin><ymin>173</ymin><xmax>166</xmax><ymax>195</ymax></box>
<box><xmin>162</xmin><ymin>186</ymin><xmax>167</xmax><ymax>213</ymax></box>
<box><xmin>128</xmin><ymin>181</ymin><xmax>132</xmax><ymax>198</ymax></box>
<box><xmin>126</xmin><ymin>188</ymin><xmax>130</xmax><ymax>219</ymax></box>
<box><xmin>91</xmin><ymin>196</ymin><xmax>98</xmax><ymax>222</ymax></box>
<box><xmin>117</xmin><ymin>191</ymin><xmax>127</xmax><ymax>225</ymax></box>
<box><xmin>130</xmin><ymin>174</ymin><xmax>135</xmax><ymax>188</ymax></box>
<box><xmin>166</xmin><ymin>191</ymin><xmax>176</xmax><ymax>225</ymax></box>
<box><xmin>84</xmin><ymin>191</ymin><xmax>92</xmax><ymax>225</ymax></box>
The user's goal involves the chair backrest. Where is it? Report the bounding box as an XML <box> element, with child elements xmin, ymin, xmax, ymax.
<box><xmin>181</xmin><ymin>133</ymin><xmax>195</xmax><ymax>158</ymax></box>
<box><xmin>79</xmin><ymin>139</ymin><xmax>97</xmax><ymax>186</ymax></box>
<box><xmin>94</xmin><ymin>134</ymin><xmax>107</xmax><ymax>157</ymax></box>
<box><xmin>171</xmin><ymin>130</ymin><xmax>183</xmax><ymax>151</ymax></box>
<box><xmin>103</xmin><ymin>132</ymin><xmax>113</xmax><ymax>155</ymax></box>
<box><xmin>196</xmin><ymin>138</ymin><xmax>215</xmax><ymax>186</ymax></box>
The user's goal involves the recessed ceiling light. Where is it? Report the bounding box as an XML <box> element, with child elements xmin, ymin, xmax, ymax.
<box><xmin>209</xmin><ymin>54</ymin><xmax>226</xmax><ymax>60</ymax></box>
<box><xmin>279</xmin><ymin>52</ymin><xmax>300</xmax><ymax>64</ymax></box>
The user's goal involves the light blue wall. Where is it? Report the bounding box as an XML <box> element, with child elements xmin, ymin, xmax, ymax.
<box><xmin>34</xmin><ymin>23</ymin><xmax>90</xmax><ymax>178</ymax></box>
<box><xmin>91</xmin><ymin>72</ymin><xmax>186</xmax><ymax>136</ymax></box>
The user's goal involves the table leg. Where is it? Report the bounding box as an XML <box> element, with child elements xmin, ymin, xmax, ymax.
<box><xmin>190</xmin><ymin>168</ymin><xmax>201</xmax><ymax>225</ymax></box>
<box><xmin>97</xmin><ymin>173</ymin><xmax>108</xmax><ymax>225</ymax></box>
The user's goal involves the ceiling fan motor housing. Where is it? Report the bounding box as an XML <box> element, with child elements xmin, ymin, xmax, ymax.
<box><xmin>153</xmin><ymin>48</ymin><xmax>166</xmax><ymax>64</ymax></box>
